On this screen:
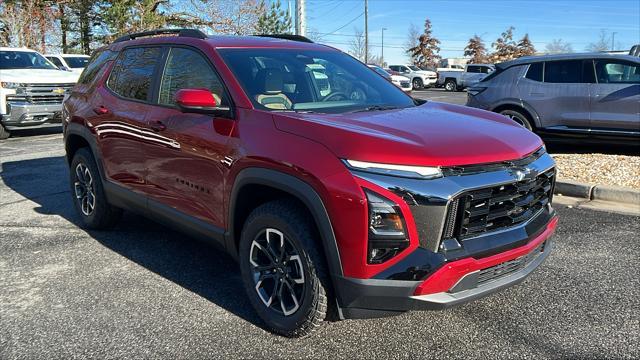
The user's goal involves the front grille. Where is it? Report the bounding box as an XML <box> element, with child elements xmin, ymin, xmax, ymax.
<box><xmin>6</xmin><ymin>83</ymin><xmax>74</xmax><ymax>105</ymax></box>
<box><xmin>444</xmin><ymin>168</ymin><xmax>555</xmax><ymax>240</ymax></box>
<box><xmin>477</xmin><ymin>240</ymin><xmax>546</xmax><ymax>286</ymax></box>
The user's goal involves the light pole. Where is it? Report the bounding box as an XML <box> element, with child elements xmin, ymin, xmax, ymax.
<box><xmin>611</xmin><ymin>32</ymin><xmax>617</xmax><ymax>51</ymax></box>
<box><xmin>381</xmin><ymin>27</ymin><xmax>387</xmax><ymax>67</ymax></box>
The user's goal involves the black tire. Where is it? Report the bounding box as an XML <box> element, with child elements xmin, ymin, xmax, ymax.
<box><xmin>500</xmin><ymin>109</ymin><xmax>534</xmax><ymax>131</ymax></box>
<box><xmin>239</xmin><ymin>199</ymin><xmax>330</xmax><ymax>337</ymax></box>
<box><xmin>0</xmin><ymin>124</ymin><xmax>10</xmax><ymax>140</ymax></box>
<box><xmin>69</xmin><ymin>148</ymin><xmax>122</xmax><ymax>229</ymax></box>
<box><xmin>444</xmin><ymin>79</ymin><xmax>457</xmax><ymax>92</ymax></box>
<box><xmin>412</xmin><ymin>77</ymin><xmax>423</xmax><ymax>90</ymax></box>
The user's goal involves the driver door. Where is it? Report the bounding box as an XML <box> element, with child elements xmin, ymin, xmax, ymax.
<box><xmin>143</xmin><ymin>46</ymin><xmax>235</xmax><ymax>229</ymax></box>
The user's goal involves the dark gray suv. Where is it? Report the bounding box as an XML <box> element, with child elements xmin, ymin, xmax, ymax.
<box><xmin>466</xmin><ymin>53</ymin><xmax>640</xmax><ymax>142</ymax></box>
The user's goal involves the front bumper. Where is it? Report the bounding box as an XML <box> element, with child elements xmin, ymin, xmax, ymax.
<box><xmin>335</xmin><ymin>215</ymin><xmax>557</xmax><ymax>318</ymax></box>
<box><xmin>0</xmin><ymin>102</ymin><xmax>63</xmax><ymax>130</ymax></box>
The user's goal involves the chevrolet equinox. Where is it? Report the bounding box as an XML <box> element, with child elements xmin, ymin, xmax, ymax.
<box><xmin>63</xmin><ymin>29</ymin><xmax>559</xmax><ymax>337</ymax></box>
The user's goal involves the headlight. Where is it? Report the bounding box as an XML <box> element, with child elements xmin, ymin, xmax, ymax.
<box><xmin>365</xmin><ymin>189</ymin><xmax>409</xmax><ymax>264</ymax></box>
<box><xmin>0</xmin><ymin>82</ymin><xmax>23</xmax><ymax>89</ymax></box>
<box><xmin>467</xmin><ymin>86</ymin><xmax>487</xmax><ymax>96</ymax></box>
<box><xmin>344</xmin><ymin>159</ymin><xmax>442</xmax><ymax>179</ymax></box>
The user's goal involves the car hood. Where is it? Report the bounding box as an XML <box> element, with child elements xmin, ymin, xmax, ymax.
<box><xmin>415</xmin><ymin>70</ymin><xmax>436</xmax><ymax>76</ymax></box>
<box><xmin>0</xmin><ymin>68</ymin><xmax>79</xmax><ymax>83</ymax></box>
<box><xmin>273</xmin><ymin>102</ymin><xmax>543</xmax><ymax>167</ymax></box>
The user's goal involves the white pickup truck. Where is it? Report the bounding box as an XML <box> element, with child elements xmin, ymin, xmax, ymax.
<box><xmin>437</xmin><ymin>64</ymin><xmax>494</xmax><ymax>91</ymax></box>
<box><xmin>388</xmin><ymin>64</ymin><xmax>437</xmax><ymax>90</ymax></box>
<box><xmin>0</xmin><ymin>47</ymin><xmax>79</xmax><ymax>139</ymax></box>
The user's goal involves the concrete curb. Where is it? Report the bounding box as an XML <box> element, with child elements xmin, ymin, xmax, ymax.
<box><xmin>554</xmin><ymin>180</ymin><xmax>640</xmax><ymax>205</ymax></box>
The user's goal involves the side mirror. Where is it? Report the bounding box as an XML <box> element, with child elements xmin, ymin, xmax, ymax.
<box><xmin>175</xmin><ymin>88</ymin><xmax>230</xmax><ymax>115</ymax></box>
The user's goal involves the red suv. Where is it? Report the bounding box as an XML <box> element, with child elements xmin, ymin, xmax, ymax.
<box><xmin>63</xmin><ymin>29</ymin><xmax>558</xmax><ymax>337</ymax></box>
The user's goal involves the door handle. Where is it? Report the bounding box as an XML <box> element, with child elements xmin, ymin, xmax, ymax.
<box><xmin>149</xmin><ymin>120</ymin><xmax>166</xmax><ymax>132</ymax></box>
<box><xmin>93</xmin><ymin>106</ymin><xmax>110</xmax><ymax>115</ymax></box>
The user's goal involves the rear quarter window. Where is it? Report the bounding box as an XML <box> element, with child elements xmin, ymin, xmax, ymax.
<box><xmin>78</xmin><ymin>50</ymin><xmax>117</xmax><ymax>85</ymax></box>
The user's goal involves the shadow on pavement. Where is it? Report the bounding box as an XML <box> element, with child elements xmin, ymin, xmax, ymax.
<box><xmin>0</xmin><ymin>155</ymin><xmax>264</xmax><ymax>330</ymax></box>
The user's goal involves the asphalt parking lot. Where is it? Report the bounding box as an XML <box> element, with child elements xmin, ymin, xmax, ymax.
<box><xmin>1</xmin><ymin>89</ymin><xmax>639</xmax><ymax>359</ymax></box>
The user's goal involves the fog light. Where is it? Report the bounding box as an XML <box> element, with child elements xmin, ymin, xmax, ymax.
<box><xmin>365</xmin><ymin>189</ymin><xmax>409</xmax><ymax>264</ymax></box>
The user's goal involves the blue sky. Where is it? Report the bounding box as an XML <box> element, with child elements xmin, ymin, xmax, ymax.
<box><xmin>286</xmin><ymin>0</ymin><xmax>640</xmax><ymax>64</ymax></box>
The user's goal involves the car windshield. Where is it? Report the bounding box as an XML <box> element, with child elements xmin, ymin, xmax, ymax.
<box><xmin>219</xmin><ymin>49</ymin><xmax>415</xmax><ymax>113</ymax></box>
<box><xmin>369</xmin><ymin>65</ymin><xmax>391</xmax><ymax>79</ymax></box>
<box><xmin>408</xmin><ymin>65</ymin><xmax>422</xmax><ymax>71</ymax></box>
<box><xmin>0</xmin><ymin>50</ymin><xmax>58</xmax><ymax>70</ymax></box>
<box><xmin>63</xmin><ymin>56</ymin><xmax>89</xmax><ymax>68</ymax></box>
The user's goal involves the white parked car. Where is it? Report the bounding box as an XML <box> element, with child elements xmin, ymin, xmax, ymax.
<box><xmin>45</xmin><ymin>54</ymin><xmax>90</xmax><ymax>74</ymax></box>
<box><xmin>367</xmin><ymin>65</ymin><xmax>412</xmax><ymax>92</ymax></box>
<box><xmin>388</xmin><ymin>64</ymin><xmax>437</xmax><ymax>89</ymax></box>
<box><xmin>0</xmin><ymin>47</ymin><xmax>79</xmax><ymax>139</ymax></box>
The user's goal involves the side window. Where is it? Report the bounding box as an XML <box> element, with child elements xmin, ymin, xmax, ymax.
<box><xmin>107</xmin><ymin>47</ymin><xmax>161</xmax><ymax>101</ymax></box>
<box><xmin>47</xmin><ymin>56</ymin><xmax>64</xmax><ymax>68</ymax></box>
<box><xmin>78</xmin><ymin>50</ymin><xmax>117</xmax><ymax>85</ymax></box>
<box><xmin>480</xmin><ymin>66</ymin><xmax>493</xmax><ymax>74</ymax></box>
<box><xmin>544</xmin><ymin>60</ymin><xmax>584</xmax><ymax>83</ymax></box>
<box><xmin>525</xmin><ymin>62</ymin><xmax>543</xmax><ymax>82</ymax></box>
<box><xmin>467</xmin><ymin>65</ymin><xmax>479</xmax><ymax>73</ymax></box>
<box><xmin>595</xmin><ymin>60</ymin><xmax>640</xmax><ymax>84</ymax></box>
<box><xmin>158</xmin><ymin>47</ymin><xmax>227</xmax><ymax>106</ymax></box>
<box><xmin>389</xmin><ymin>65</ymin><xmax>398</xmax><ymax>72</ymax></box>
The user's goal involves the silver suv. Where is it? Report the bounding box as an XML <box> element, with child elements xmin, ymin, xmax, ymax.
<box><xmin>466</xmin><ymin>53</ymin><xmax>640</xmax><ymax>142</ymax></box>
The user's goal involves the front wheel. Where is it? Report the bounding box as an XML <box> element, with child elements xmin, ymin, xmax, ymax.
<box><xmin>412</xmin><ymin>78</ymin><xmax>423</xmax><ymax>90</ymax></box>
<box><xmin>500</xmin><ymin>109</ymin><xmax>533</xmax><ymax>131</ymax></box>
<box><xmin>444</xmin><ymin>79</ymin><xmax>457</xmax><ymax>92</ymax></box>
<box><xmin>239</xmin><ymin>200</ymin><xmax>330</xmax><ymax>337</ymax></box>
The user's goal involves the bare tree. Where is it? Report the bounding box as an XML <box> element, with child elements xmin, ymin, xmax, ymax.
<box><xmin>586</xmin><ymin>29</ymin><xmax>611</xmax><ymax>52</ymax></box>
<box><xmin>189</xmin><ymin>0</ymin><xmax>265</xmax><ymax>35</ymax></box>
<box><xmin>349</xmin><ymin>27</ymin><xmax>377</xmax><ymax>64</ymax></box>
<box><xmin>0</xmin><ymin>0</ymin><xmax>55</xmax><ymax>51</ymax></box>
<box><xmin>545</xmin><ymin>39</ymin><xmax>573</xmax><ymax>54</ymax></box>
<box><xmin>404</xmin><ymin>23</ymin><xmax>420</xmax><ymax>62</ymax></box>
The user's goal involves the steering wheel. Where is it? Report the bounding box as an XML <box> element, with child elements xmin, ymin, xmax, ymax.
<box><xmin>322</xmin><ymin>92</ymin><xmax>349</xmax><ymax>102</ymax></box>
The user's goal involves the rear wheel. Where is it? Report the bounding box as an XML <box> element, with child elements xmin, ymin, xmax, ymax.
<box><xmin>239</xmin><ymin>199</ymin><xmax>330</xmax><ymax>337</ymax></box>
<box><xmin>444</xmin><ymin>79</ymin><xmax>457</xmax><ymax>92</ymax></box>
<box><xmin>70</xmin><ymin>148</ymin><xmax>122</xmax><ymax>229</ymax></box>
<box><xmin>412</xmin><ymin>78</ymin><xmax>423</xmax><ymax>90</ymax></box>
<box><xmin>0</xmin><ymin>124</ymin><xmax>10</xmax><ymax>140</ymax></box>
<box><xmin>500</xmin><ymin>109</ymin><xmax>533</xmax><ymax>131</ymax></box>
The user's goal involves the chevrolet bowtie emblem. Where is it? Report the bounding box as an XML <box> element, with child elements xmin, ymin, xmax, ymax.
<box><xmin>52</xmin><ymin>88</ymin><xmax>66</xmax><ymax>94</ymax></box>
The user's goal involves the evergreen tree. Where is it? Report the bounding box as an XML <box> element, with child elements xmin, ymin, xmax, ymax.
<box><xmin>516</xmin><ymin>33</ymin><xmax>536</xmax><ymax>57</ymax></box>
<box><xmin>256</xmin><ymin>0</ymin><xmax>292</xmax><ymax>35</ymax></box>
<box><xmin>464</xmin><ymin>34</ymin><xmax>488</xmax><ymax>63</ymax></box>
<box><xmin>407</xmin><ymin>19</ymin><xmax>441</xmax><ymax>68</ymax></box>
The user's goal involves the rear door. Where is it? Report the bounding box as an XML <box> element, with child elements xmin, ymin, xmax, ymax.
<box><xmin>143</xmin><ymin>46</ymin><xmax>234</xmax><ymax>229</ymax></box>
<box><xmin>520</xmin><ymin>60</ymin><xmax>592</xmax><ymax>129</ymax></box>
<box><xmin>590</xmin><ymin>58</ymin><xmax>640</xmax><ymax>133</ymax></box>
<box><xmin>94</xmin><ymin>46</ymin><xmax>164</xmax><ymax>194</ymax></box>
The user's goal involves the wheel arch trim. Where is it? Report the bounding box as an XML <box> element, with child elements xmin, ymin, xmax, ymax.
<box><xmin>227</xmin><ymin>167</ymin><xmax>343</xmax><ymax>277</ymax></box>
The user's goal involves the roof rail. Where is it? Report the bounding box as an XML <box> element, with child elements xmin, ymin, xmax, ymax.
<box><xmin>114</xmin><ymin>29</ymin><xmax>207</xmax><ymax>43</ymax></box>
<box><xmin>255</xmin><ymin>34</ymin><xmax>314</xmax><ymax>43</ymax></box>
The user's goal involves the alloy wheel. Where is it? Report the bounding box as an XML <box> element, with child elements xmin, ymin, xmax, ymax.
<box><xmin>74</xmin><ymin>163</ymin><xmax>96</xmax><ymax>216</ymax></box>
<box><xmin>249</xmin><ymin>228</ymin><xmax>305</xmax><ymax>316</ymax></box>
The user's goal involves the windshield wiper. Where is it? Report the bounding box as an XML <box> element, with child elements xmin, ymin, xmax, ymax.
<box><xmin>349</xmin><ymin>105</ymin><xmax>399</xmax><ymax>113</ymax></box>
